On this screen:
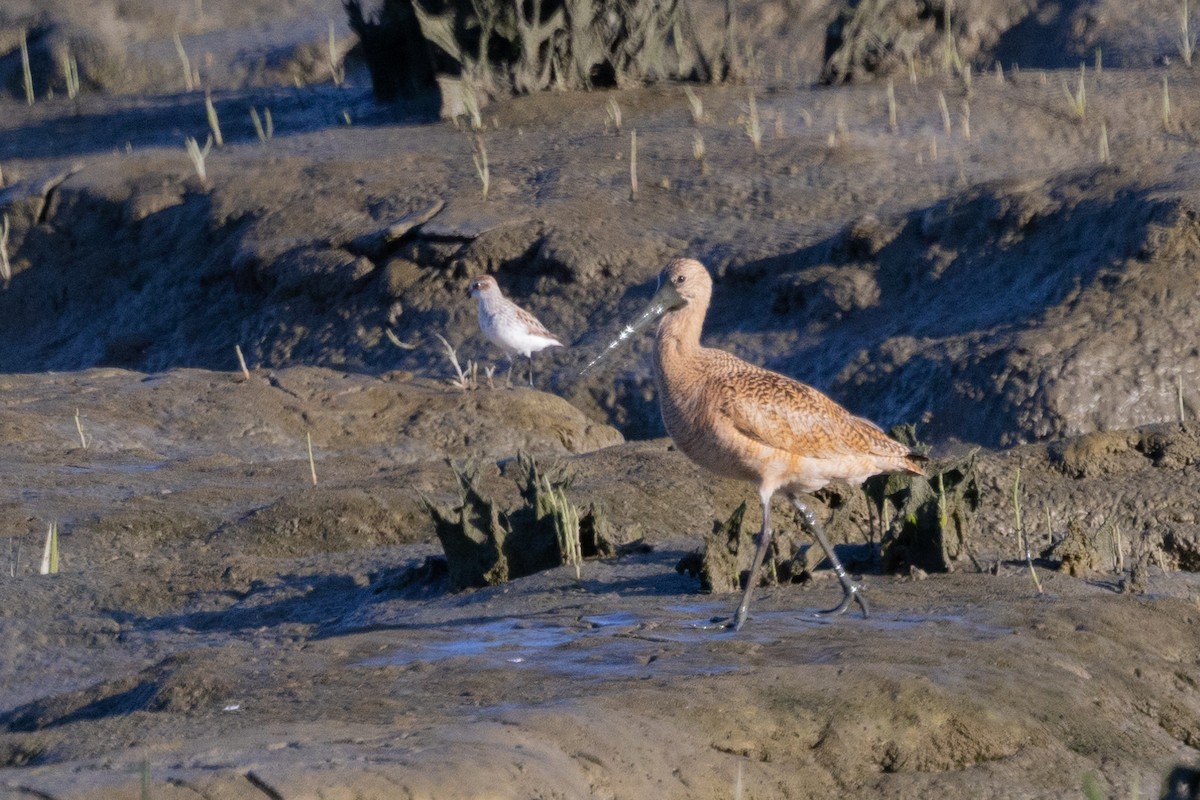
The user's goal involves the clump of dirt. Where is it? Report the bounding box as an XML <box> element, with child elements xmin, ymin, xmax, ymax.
<box><xmin>877</xmin><ymin>450</ymin><xmax>981</xmax><ymax>573</ymax></box>
<box><xmin>1055</xmin><ymin>518</ymin><xmax>1105</xmax><ymax>577</ymax></box>
<box><xmin>421</xmin><ymin>454</ymin><xmax>617</xmax><ymax>589</ymax></box>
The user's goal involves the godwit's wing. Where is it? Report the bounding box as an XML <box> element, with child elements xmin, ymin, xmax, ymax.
<box><xmin>709</xmin><ymin>352</ymin><xmax>915</xmax><ymax>464</ymax></box>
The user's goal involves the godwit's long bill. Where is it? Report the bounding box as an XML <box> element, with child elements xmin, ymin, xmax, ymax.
<box><xmin>585</xmin><ymin>258</ymin><xmax>925</xmax><ymax>630</ymax></box>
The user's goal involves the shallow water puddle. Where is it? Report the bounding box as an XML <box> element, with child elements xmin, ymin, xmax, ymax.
<box><xmin>61</xmin><ymin>460</ymin><xmax>167</xmax><ymax>475</ymax></box>
<box><xmin>360</xmin><ymin>610</ymin><xmax>740</xmax><ymax>679</ymax></box>
<box><xmin>359</xmin><ymin>605</ymin><xmax>1003</xmax><ymax>680</ymax></box>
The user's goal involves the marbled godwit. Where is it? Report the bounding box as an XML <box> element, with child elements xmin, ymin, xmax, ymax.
<box><xmin>585</xmin><ymin>258</ymin><xmax>924</xmax><ymax>630</ymax></box>
<box><xmin>468</xmin><ymin>275</ymin><xmax>563</xmax><ymax>387</ymax></box>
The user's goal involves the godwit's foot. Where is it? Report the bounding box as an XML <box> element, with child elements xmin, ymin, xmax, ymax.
<box><xmin>789</xmin><ymin>494</ymin><xmax>870</xmax><ymax>620</ymax></box>
<box><xmin>697</xmin><ymin>615</ymin><xmax>735</xmax><ymax>631</ymax></box>
<box><xmin>723</xmin><ymin>494</ymin><xmax>776</xmax><ymax>632</ymax></box>
<box><xmin>816</xmin><ymin>577</ymin><xmax>869</xmax><ymax>617</ymax></box>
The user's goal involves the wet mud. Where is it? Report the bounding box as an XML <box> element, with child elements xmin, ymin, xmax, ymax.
<box><xmin>4</xmin><ymin>0</ymin><xmax>1200</xmax><ymax>797</ymax></box>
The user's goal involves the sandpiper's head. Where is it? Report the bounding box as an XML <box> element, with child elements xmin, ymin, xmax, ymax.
<box><xmin>653</xmin><ymin>257</ymin><xmax>712</xmax><ymax>312</ymax></box>
<box><xmin>467</xmin><ymin>275</ymin><xmax>500</xmax><ymax>300</ymax></box>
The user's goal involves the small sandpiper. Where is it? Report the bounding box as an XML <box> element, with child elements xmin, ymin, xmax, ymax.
<box><xmin>468</xmin><ymin>275</ymin><xmax>564</xmax><ymax>387</ymax></box>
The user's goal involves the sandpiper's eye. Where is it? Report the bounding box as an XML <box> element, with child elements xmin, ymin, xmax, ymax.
<box><xmin>674</xmin><ymin>274</ymin><xmax>686</xmax><ymax>284</ymax></box>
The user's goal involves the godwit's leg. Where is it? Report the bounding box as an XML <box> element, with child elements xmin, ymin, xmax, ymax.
<box><xmin>731</xmin><ymin>489</ymin><xmax>775</xmax><ymax>631</ymax></box>
<box><xmin>787</xmin><ymin>494</ymin><xmax>869</xmax><ymax>618</ymax></box>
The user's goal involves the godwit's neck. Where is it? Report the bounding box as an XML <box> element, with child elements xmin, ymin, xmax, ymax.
<box><xmin>655</xmin><ymin>303</ymin><xmax>705</xmax><ymax>373</ymax></box>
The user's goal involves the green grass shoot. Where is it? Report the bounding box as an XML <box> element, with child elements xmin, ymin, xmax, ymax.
<box><xmin>1063</xmin><ymin>65</ymin><xmax>1087</xmax><ymax>120</ymax></box>
<box><xmin>39</xmin><ymin>522</ymin><xmax>58</xmax><ymax>575</ymax></box>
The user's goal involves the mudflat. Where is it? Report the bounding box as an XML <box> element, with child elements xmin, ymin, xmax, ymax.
<box><xmin>2</xmin><ymin>1</ymin><xmax>1200</xmax><ymax>797</ymax></box>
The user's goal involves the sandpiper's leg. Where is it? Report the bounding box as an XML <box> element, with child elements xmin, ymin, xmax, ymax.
<box><xmin>528</xmin><ymin>352</ymin><xmax>536</xmax><ymax>387</ymax></box>
<box><xmin>504</xmin><ymin>354</ymin><xmax>515</xmax><ymax>388</ymax></box>
<box><xmin>731</xmin><ymin>491</ymin><xmax>775</xmax><ymax>631</ymax></box>
<box><xmin>788</xmin><ymin>494</ymin><xmax>869</xmax><ymax>618</ymax></box>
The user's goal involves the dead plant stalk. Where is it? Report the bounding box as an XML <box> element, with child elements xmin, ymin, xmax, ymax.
<box><xmin>433</xmin><ymin>332</ymin><xmax>477</xmax><ymax>390</ymax></box>
<box><xmin>472</xmin><ymin>135</ymin><xmax>490</xmax><ymax>200</ymax></box>
<box><xmin>328</xmin><ymin>20</ymin><xmax>344</xmax><ymax>86</ymax></box>
<box><xmin>235</xmin><ymin>344</ymin><xmax>251</xmax><ymax>379</ymax></box>
<box><xmin>1013</xmin><ymin>466</ymin><xmax>1044</xmax><ymax>594</ymax></box>
<box><xmin>607</xmin><ymin>97</ymin><xmax>622</xmax><ymax>133</ymax></box>
<box><xmin>20</xmin><ymin>29</ymin><xmax>33</xmax><ymax>105</ymax></box>
<box><xmin>205</xmin><ymin>91</ymin><xmax>224</xmax><ymax>147</ymax></box>
<box><xmin>629</xmin><ymin>129</ymin><xmax>638</xmax><ymax>200</ymax></box>
<box><xmin>174</xmin><ymin>32</ymin><xmax>196</xmax><ymax>91</ymax></box>
<box><xmin>886</xmin><ymin>78</ymin><xmax>898</xmax><ymax>132</ymax></box>
<box><xmin>938</xmin><ymin>91</ymin><xmax>951</xmax><ymax>134</ymax></box>
<box><xmin>745</xmin><ymin>91</ymin><xmax>762</xmax><ymax>153</ymax></box>
<box><xmin>1163</xmin><ymin>77</ymin><xmax>1172</xmax><ymax>130</ymax></box>
<box><xmin>683</xmin><ymin>86</ymin><xmax>704</xmax><ymax>123</ymax></box>
<box><xmin>63</xmin><ymin>52</ymin><xmax>80</xmax><ymax>100</ymax></box>
<box><xmin>0</xmin><ymin>214</ymin><xmax>11</xmax><ymax>288</ymax></box>
<box><xmin>250</xmin><ymin>107</ymin><xmax>274</xmax><ymax>143</ymax></box>
<box><xmin>1180</xmin><ymin>0</ymin><xmax>1196</xmax><ymax>66</ymax></box>
<box><xmin>306</xmin><ymin>431</ymin><xmax>318</xmax><ymax>486</ymax></box>
<box><xmin>73</xmin><ymin>409</ymin><xmax>87</xmax><ymax>448</ymax></box>
<box><xmin>185</xmin><ymin>135</ymin><xmax>213</xmax><ymax>185</ymax></box>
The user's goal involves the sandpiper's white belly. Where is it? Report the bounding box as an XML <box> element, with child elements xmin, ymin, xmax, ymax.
<box><xmin>481</xmin><ymin>312</ymin><xmax>560</xmax><ymax>357</ymax></box>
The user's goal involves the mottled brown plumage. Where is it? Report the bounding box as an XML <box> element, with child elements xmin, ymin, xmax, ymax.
<box><xmin>650</xmin><ymin>258</ymin><xmax>924</xmax><ymax>629</ymax></box>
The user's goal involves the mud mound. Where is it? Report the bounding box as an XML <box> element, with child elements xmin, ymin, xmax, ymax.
<box><xmin>968</xmin><ymin>423</ymin><xmax>1200</xmax><ymax>574</ymax></box>
<box><xmin>0</xmin><ymin>364</ymin><xmax>1198</xmax><ymax>799</ymax></box>
<box><xmin>9</xmin><ymin>71</ymin><xmax>1200</xmax><ymax>448</ymax></box>
<box><xmin>769</xmin><ymin>169</ymin><xmax>1200</xmax><ymax>447</ymax></box>
<box><xmin>0</xmin><ymin>367</ymin><xmax>620</xmax><ymax>463</ymax></box>
<box><xmin>823</xmin><ymin>0</ymin><xmax>1192</xmax><ymax>81</ymax></box>
<box><xmin>0</xmin><ymin>0</ymin><xmax>350</xmax><ymax>97</ymax></box>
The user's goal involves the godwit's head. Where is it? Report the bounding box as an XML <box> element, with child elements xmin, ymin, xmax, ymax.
<box><xmin>578</xmin><ymin>257</ymin><xmax>712</xmax><ymax>376</ymax></box>
<box><xmin>467</xmin><ymin>275</ymin><xmax>500</xmax><ymax>301</ymax></box>
<box><xmin>653</xmin><ymin>257</ymin><xmax>712</xmax><ymax>314</ymax></box>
